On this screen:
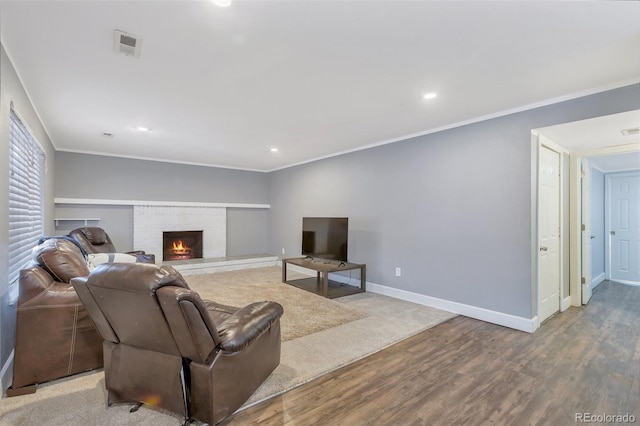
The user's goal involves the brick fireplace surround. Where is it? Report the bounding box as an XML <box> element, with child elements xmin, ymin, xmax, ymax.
<box><xmin>133</xmin><ymin>205</ymin><xmax>226</xmax><ymax>261</ymax></box>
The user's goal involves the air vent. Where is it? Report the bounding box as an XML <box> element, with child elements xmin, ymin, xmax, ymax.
<box><xmin>621</xmin><ymin>127</ymin><xmax>640</xmax><ymax>136</ymax></box>
<box><xmin>114</xmin><ymin>30</ymin><xmax>142</xmax><ymax>58</ymax></box>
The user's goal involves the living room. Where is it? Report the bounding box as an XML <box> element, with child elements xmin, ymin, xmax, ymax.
<box><xmin>1</xmin><ymin>1</ymin><xmax>639</xmax><ymax>424</ymax></box>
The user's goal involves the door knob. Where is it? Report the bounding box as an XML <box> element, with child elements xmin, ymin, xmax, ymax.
<box><xmin>540</xmin><ymin>247</ymin><xmax>548</xmax><ymax>251</ymax></box>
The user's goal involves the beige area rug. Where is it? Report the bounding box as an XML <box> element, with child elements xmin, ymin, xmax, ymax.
<box><xmin>0</xmin><ymin>267</ymin><xmax>457</xmax><ymax>426</ymax></box>
<box><xmin>186</xmin><ymin>267</ymin><xmax>368</xmax><ymax>341</ymax></box>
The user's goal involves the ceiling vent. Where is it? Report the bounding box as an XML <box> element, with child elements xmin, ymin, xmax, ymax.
<box><xmin>114</xmin><ymin>30</ymin><xmax>142</xmax><ymax>58</ymax></box>
<box><xmin>620</xmin><ymin>127</ymin><xmax>640</xmax><ymax>136</ymax></box>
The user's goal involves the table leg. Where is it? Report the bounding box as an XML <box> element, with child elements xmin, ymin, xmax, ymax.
<box><xmin>282</xmin><ymin>261</ymin><xmax>287</xmax><ymax>283</ymax></box>
<box><xmin>361</xmin><ymin>265</ymin><xmax>366</xmax><ymax>292</ymax></box>
<box><xmin>322</xmin><ymin>272</ymin><xmax>329</xmax><ymax>298</ymax></box>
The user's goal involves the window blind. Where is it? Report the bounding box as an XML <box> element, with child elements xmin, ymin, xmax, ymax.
<box><xmin>8</xmin><ymin>109</ymin><xmax>45</xmax><ymax>286</ymax></box>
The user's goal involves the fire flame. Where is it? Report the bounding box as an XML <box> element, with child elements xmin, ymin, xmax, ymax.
<box><xmin>172</xmin><ymin>240</ymin><xmax>187</xmax><ymax>251</ymax></box>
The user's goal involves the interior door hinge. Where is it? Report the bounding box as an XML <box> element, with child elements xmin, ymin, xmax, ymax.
<box><xmin>581</xmin><ymin>277</ymin><xmax>586</xmax><ymax>284</ymax></box>
<box><xmin>581</xmin><ymin>224</ymin><xmax>586</xmax><ymax>231</ymax></box>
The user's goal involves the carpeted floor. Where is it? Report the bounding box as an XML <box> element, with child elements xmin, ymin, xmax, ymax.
<box><xmin>187</xmin><ymin>267</ymin><xmax>368</xmax><ymax>341</ymax></box>
<box><xmin>0</xmin><ymin>267</ymin><xmax>456</xmax><ymax>425</ymax></box>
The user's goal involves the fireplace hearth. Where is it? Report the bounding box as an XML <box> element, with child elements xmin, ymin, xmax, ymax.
<box><xmin>163</xmin><ymin>231</ymin><xmax>203</xmax><ymax>261</ymax></box>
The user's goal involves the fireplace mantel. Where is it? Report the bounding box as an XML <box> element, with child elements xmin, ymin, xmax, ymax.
<box><xmin>55</xmin><ymin>198</ymin><xmax>269</xmax><ymax>209</ymax></box>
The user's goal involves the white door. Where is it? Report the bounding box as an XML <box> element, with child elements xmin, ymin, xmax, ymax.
<box><xmin>608</xmin><ymin>171</ymin><xmax>640</xmax><ymax>285</ymax></box>
<box><xmin>539</xmin><ymin>145</ymin><xmax>561</xmax><ymax>322</ymax></box>
<box><xmin>581</xmin><ymin>159</ymin><xmax>593</xmax><ymax>304</ymax></box>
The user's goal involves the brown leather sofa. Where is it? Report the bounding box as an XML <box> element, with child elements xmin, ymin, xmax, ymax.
<box><xmin>71</xmin><ymin>263</ymin><xmax>283</xmax><ymax>425</ymax></box>
<box><xmin>7</xmin><ymin>238</ymin><xmax>103</xmax><ymax>396</ymax></box>
<box><xmin>68</xmin><ymin>227</ymin><xmax>155</xmax><ymax>263</ymax></box>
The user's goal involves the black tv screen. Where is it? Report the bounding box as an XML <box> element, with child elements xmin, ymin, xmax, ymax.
<box><xmin>302</xmin><ymin>217</ymin><xmax>348</xmax><ymax>262</ymax></box>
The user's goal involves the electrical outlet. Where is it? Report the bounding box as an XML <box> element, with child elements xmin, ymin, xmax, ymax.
<box><xmin>282</xmin><ymin>248</ymin><xmax>286</xmax><ymax>254</ymax></box>
<box><xmin>395</xmin><ymin>267</ymin><xmax>401</xmax><ymax>277</ymax></box>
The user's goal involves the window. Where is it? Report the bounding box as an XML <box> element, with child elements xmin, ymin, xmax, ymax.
<box><xmin>8</xmin><ymin>108</ymin><xmax>45</xmax><ymax>286</ymax></box>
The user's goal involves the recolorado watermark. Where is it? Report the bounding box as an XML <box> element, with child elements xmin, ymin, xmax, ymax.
<box><xmin>576</xmin><ymin>413</ymin><xmax>636</xmax><ymax>423</ymax></box>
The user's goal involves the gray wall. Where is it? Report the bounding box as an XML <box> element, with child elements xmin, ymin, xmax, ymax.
<box><xmin>227</xmin><ymin>208</ymin><xmax>268</xmax><ymax>256</ymax></box>
<box><xmin>591</xmin><ymin>167</ymin><xmax>605</xmax><ymax>280</ymax></box>
<box><xmin>267</xmin><ymin>84</ymin><xmax>640</xmax><ymax>319</ymax></box>
<box><xmin>0</xmin><ymin>44</ymin><xmax>57</xmax><ymax>390</ymax></box>
<box><xmin>54</xmin><ymin>152</ymin><xmax>269</xmax><ymax>254</ymax></box>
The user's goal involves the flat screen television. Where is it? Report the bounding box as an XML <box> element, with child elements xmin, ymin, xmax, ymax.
<box><xmin>302</xmin><ymin>217</ymin><xmax>348</xmax><ymax>262</ymax></box>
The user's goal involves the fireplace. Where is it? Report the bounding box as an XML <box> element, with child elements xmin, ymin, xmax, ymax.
<box><xmin>163</xmin><ymin>231</ymin><xmax>203</xmax><ymax>261</ymax></box>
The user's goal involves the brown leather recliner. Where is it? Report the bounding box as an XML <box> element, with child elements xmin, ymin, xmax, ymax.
<box><xmin>71</xmin><ymin>263</ymin><xmax>283</xmax><ymax>425</ymax></box>
<box><xmin>7</xmin><ymin>238</ymin><xmax>103</xmax><ymax>396</ymax></box>
<box><xmin>68</xmin><ymin>227</ymin><xmax>155</xmax><ymax>263</ymax></box>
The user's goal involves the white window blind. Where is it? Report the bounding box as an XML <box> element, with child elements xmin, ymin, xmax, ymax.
<box><xmin>8</xmin><ymin>108</ymin><xmax>45</xmax><ymax>286</ymax></box>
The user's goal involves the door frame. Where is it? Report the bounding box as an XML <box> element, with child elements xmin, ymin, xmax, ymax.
<box><xmin>532</xmin><ymin>132</ymin><xmax>569</xmax><ymax>331</ymax></box>
<box><xmin>569</xmin><ymin>144</ymin><xmax>640</xmax><ymax>306</ymax></box>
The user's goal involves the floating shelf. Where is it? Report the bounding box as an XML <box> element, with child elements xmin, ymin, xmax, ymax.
<box><xmin>54</xmin><ymin>198</ymin><xmax>269</xmax><ymax>209</ymax></box>
<box><xmin>54</xmin><ymin>218</ymin><xmax>100</xmax><ymax>226</ymax></box>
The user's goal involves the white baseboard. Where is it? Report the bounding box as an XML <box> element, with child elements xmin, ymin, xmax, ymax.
<box><xmin>367</xmin><ymin>282</ymin><xmax>536</xmax><ymax>333</ymax></box>
<box><xmin>561</xmin><ymin>296</ymin><xmax>572</xmax><ymax>312</ymax></box>
<box><xmin>610</xmin><ymin>279</ymin><xmax>640</xmax><ymax>286</ymax></box>
<box><xmin>591</xmin><ymin>273</ymin><xmax>606</xmax><ymax>289</ymax></box>
<box><xmin>532</xmin><ymin>316</ymin><xmax>540</xmax><ymax>332</ymax></box>
<box><xmin>278</xmin><ymin>260</ymin><xmax>536</xmax><ymax>333</ymax></box>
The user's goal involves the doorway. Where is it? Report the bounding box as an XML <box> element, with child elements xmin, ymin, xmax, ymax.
<box><xmin>532</xmin><ymin>110</ymin><xmax>640</xmax><ymax>328</ymax></box>
<box><xmin>606</xmin><ymin>171</ymin><xmax>640</xmax><ymax>285</ymax></box>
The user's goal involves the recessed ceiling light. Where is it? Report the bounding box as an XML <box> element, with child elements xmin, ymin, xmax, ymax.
<box><xmin>423</xmin><ymin>92</ymin><xmax>437</xmax><ymax>100</ymax></box>
<box><xmin>270</xmin><ymin>147</ymin><xmax>279</xmax><ymax>153</ymax></box>
<box><xmin>212</xmin><ymin>0</ymin><xmax>232</xmax><ymax>7</ymax></box>
<box><xmin>135</xmin><ymin>126</ymin><xmax>150</xmax><ymax>132</ymax></box>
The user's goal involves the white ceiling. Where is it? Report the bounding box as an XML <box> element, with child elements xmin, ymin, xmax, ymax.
<box><xmin>535</xmin><ymin>110</ymin><xmax>640</xmax><ymax>172</ymax></box>
<box><xmin>1</xmin><ymin>1</ymin><xmax>639</xmax><ymax>172</ymax></box>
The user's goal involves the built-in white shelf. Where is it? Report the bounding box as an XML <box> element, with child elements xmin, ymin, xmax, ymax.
<box><xmin>54</xmin><ymin>217</ymin><xmax>100</xmax><ymax>226</ymax></box>
<box><xmin>54</xmin><ymin>198</ymin><xmax>270</xmax><ymax>209</ymax></box>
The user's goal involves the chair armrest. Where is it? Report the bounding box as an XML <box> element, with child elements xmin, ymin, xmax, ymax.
<box><xmin>19</xmin><ymin>267</ymin><xmax>83</xmax><ymax>308</ymax></box>
<box><xmin>216</xmin><ymin>301</ymin><xmax>283</xmax><ymax>353</ymax></box>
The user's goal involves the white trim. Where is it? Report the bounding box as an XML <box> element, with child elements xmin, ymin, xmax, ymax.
<box><xmin>54</xmin><ymin>80</ymin><xmax>640</xmax><ymax>174</ymax></box>
<box><xmin>592</xmin><ymin>273</ymin><xmax>606</xmax><ymax>289</ymax></box>
<box><xmin>561</xmin><ymin>296</ymin><xmax>572</xmax><ymax>312</ymax></box>
<box><xmin>537</xmin><ymin>133</ymin><xmax>570</xmax><ymax>155</ymax></box>
<box><xmin>280</xmin><ymin>260</ymin><xmax>537</xmax><ymax>332</ymax></box>
<box><xmin>532</xmin><ymin>316</ymin><xmax>540</xmax><ymax>332</ymax></box>
<box><xmin>3</xmin><ymin>43</ymin><xmax>56</xmax><ymax>152</ymax></box>
<box><xmin>575</xmin><ymin>143</ymin><xmax>640</xmax><ymax>158</ymax></box>
<box><xmin>610</xmin><ymin>279</ymin><xmax>640</xmax><ymax>286</ymax></box>
<box><xmin>268</xmin><ymin>79</ymin><xmax>640</xmax><ymax>172</ymax></box>
<box><xmin>569</xmin><ymin>154</ymin><xmax>583</xmax><ymax>306</ymax></box>
<box><xmin>54</xmin><ymin>197</ymin><xmax>269</xmax><ymax>209</ymax></box>
<box><xmin>56</xmin><ymin>148</ymin><xmax>269</xmax><ymax>173</ymax></box>
<box><xmin>367</xmin><ymin>282</ymin><xmax>537</xmax><ymax>333</ymax></box>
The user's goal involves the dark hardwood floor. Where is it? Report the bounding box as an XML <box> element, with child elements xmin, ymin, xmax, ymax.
<box><xmin>224</xmin><ymin>280</ymin><xmax>639</xmax><ymax>425</ymax></box>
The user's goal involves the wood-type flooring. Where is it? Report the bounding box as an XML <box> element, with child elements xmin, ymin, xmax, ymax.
<box><xmin>224</xmin><ymin>280</ymin><xmax>639</xmax><ymax>425</ymax></box>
